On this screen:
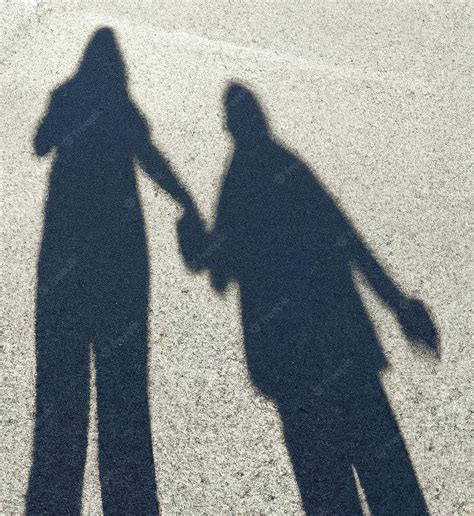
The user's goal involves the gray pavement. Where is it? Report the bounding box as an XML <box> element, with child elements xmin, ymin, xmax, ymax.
<box><xmin>1</xmin><ymin>1</ymin><xmax>472</xmax><ymax>514</ymax></box>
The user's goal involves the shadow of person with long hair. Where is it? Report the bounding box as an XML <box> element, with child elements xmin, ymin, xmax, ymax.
<box><xmin>28</xmin><ymin>27</ymin><xmax>196</xmax><ymax>514</ymax></box>
<box><xmin>179</xmin><ymin>83</ymin><xmax>438</xmax><ymax>514</ymax></box>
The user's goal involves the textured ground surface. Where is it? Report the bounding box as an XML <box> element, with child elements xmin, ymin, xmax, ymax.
<box><xmin>1</xmin><ymin>1</ymin><xmax>472</xmax><ymax>514</ymax></box>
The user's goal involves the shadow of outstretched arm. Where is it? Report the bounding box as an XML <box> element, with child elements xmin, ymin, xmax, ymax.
<box><xmin>349</xmin><ymin>227</ymin><xmax>439</xmax><ymax>356</ymax></box>
<box><xmin>135</xmin><ymin>135</ymin><xmax>211</xmax><ymax>275</ymax></box>
<box><xmin>136</xmin><ymin>137</ymin><xmax>194</xmax><ymax>209</ymax></box>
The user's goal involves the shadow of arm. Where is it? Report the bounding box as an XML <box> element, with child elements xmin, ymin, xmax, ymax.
<box><xmin>136</xmin><ymin>138</ymin><xmax>193</xmax><ymax>209</ymax></box>
<box><xmin>350</xmin><ymin>230</ymin><xmax>438</xmax><ymax>355</ymax></box>
<box><xmin>135</xmin><ymin>134</ymin><xmax>212</xmax><ymax>274</ymax></box>
<box><xmin>34</xmin><ymin>93</ymin><xmax>58</xmax><ymax>156</ymax></box>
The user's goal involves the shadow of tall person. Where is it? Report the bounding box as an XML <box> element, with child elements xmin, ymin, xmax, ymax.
<box><xmin>179</xmin><ymin>83</ymin><xmax>438</xmax><ymax>515</ymax></box>
<box><xmin>28</xmin><ymin>27</ymin><xmax>195</xmax><ymax>515</ymax></box>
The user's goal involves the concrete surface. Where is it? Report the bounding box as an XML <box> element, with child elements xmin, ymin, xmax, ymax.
<box><xmin>1</xmin><ymin>1</ymin><xmax>472</xmax><ymax>514</ymax></box>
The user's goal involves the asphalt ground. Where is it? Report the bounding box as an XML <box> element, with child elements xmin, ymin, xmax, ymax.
<box><xmin>1</xmin><ymin>2</ymin><xmax>472</xmax><ymax>514</ymax></box>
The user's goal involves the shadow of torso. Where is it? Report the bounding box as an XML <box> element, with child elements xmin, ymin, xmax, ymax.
<box><xmin>208</xmin><ymin>137</ymin><xmax>427</xmax><ymax>513</ymax></box>
<box><xmin>213</xmin><ymin>139</ymin><xmax>387</xmax><ymax>402</ymax></box>
<box><xmin>37</xmin><ymin>78</ymin><xmax>149</xmax><ymax>332</ymax></box>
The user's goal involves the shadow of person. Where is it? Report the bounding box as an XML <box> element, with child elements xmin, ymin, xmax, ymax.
<box><xmin>28</xmin><ymin>27</ymin><xmax>195</xmax><ymax>515</ymax></box>
<box><xmin>178</xmin><ymin>83</ymin><xmax>438</xmax><ymax>515</ymax></box>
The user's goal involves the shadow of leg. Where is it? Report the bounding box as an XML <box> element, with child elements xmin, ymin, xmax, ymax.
<box><xmin>27</xmin><ymin>322</ymin><xmax>90</xmax><ymax>515</ymax></box>
<box><xmin>279</xmin><ymin>401</ymin><xmax>363</xmax><ymax>516</ymax></box>
<box><xmin>353</xmin><ymin>380</ymin><xmax>428</xmax><ymax>516</ymax></box>
<box><xmin>95</xmin><ymin>320</ymin><xmax>158</xmax><ymax>515</ymax></box>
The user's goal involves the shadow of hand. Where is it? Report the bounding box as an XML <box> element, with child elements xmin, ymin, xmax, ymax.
<box><xmin>397</xmin><ymin>298</ymin><xmax>439</xmax><ymax>357</ymax></box>
<box><xmin>177</xmin><ymin>205</ymin><xmax>209</xmax><ymax>272</ymax></box>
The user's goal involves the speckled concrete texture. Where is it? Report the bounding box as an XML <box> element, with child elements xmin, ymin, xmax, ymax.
<box><xmin>1</xmin><ymin>1</ymin><xmax>472</xmax><ymax>514</ymax></box>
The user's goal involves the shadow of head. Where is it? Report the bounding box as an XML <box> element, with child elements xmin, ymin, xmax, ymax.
<box><xmin>33</xmin><ymin>26</ymin><xmax>135</xmax><ymax>158</ymax></box>
<box><xmin>78</xmin><ymin>27</ymin><xmax>127</xmax><ymax>88</ymax></box>
<box><xmin>224</xmin><ymin>83</ymin><xmax>270</xmax><ymax>144</ymax></box>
